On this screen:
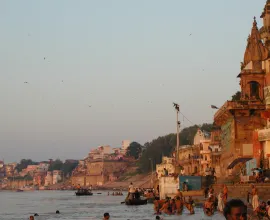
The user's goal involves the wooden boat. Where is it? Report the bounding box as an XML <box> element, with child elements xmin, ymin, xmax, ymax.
<box><xmin>16</xmin><ymin>189</ymin><xmax>24</xmax><ymax>192</ymax></box>
<box><xmin>75</xmin><ymin>189</ymin><xmax>93</xmax><ymax>196</ymax></box>
<box><xmin>125</xmin><ymin>199</ymin><xmax>147</xmax><ymax>205</ymax></box>
<box><xmin>147</xmin><ymin>197</ymin><xmax>155</xmax><ymax>203</ymax></box>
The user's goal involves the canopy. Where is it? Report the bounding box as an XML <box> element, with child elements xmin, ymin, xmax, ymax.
<box><xmin>227</xmin><ymin>157</ymin><xmax>253</xmax><ymax>169</ymax></box>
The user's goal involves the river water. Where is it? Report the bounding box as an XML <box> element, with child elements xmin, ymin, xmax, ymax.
<box><xmin>0</xmin><ymin>190</ymin><xmax>225</xmax><ymax>220</ymax></box>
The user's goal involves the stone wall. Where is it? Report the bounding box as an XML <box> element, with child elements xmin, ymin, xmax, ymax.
<box><xmin>7</xmin><ymin>179</ymin><xmax>33</xmax><ymax>189</ymax></box>
<box><xmin>213</xmin><ymin>184</ymin><xmax>270</xmax><ymax>201</ymax></box>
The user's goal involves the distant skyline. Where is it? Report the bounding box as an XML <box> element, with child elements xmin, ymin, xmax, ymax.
<box><xmin>0</xmin><ymin>0</ymin><xmax>267</xmax><ymax>162</ymax></box>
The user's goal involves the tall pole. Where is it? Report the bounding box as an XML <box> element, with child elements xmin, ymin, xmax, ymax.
<box><xmin>173</xmin><ymin>103</ymin><xmax>180</xmax><ymax>169</ymax></box>
<box><xmin>149</xmin><ymin>158</ymin><xmax>153</xmax><ymax>188</ymax></box>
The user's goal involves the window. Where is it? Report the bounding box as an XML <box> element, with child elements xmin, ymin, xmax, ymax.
<box><xmin>249</xmin><ymin>81</ymin><xmax>260</xmax><ymax>99</ymax></box>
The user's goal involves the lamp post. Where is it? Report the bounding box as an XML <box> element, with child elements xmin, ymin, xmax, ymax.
<box><xmin>149</xmin><ymin>158</ymin><xmax>153</xmax><ymax>188</ymax></box>
<box><xmin>173</xmin><ymin>103</ymin><xmax>180</xmax><ymax>168</ymax></box>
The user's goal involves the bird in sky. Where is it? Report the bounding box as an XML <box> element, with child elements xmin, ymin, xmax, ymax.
<box><xmin>44</xmin><ymin>57</ymin><xmax>46</xmax><ymax>60</ymax></box>
<box><xmin>189</xmin><ymin>33</ymin><xmax>192</xmax><ymax>36</ymax></box>
<box><xmin>88</xmin><ymin>105</ymin><xmax>92</xmax><ymax>108</ymax></box>
<box><xmin>24</xmin><ymin>82</ymin><xmax>29</xmax><ymax>84</ymax></box>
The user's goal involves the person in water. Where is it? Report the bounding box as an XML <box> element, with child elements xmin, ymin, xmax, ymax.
<box><xmin>103</xmin><ymin>212</ymin><xmax>110</xmax><ymax>220</ymax></box>
<box><xmin>223</xmin><ymin>199</ymin><xmax>247</xmax><ymax>220</ymax></box>
<box><xmin>29</xmin><ymin>216</ymin><xmax>34</xmax><ymax>220</ymax></box>
<box><xmin>56</xmin><ymin>210</ymin><xmax>60</xmax><ymax>214</ymax></box>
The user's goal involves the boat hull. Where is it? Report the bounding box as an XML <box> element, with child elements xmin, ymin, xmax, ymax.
<box><xmin>125</xmin><ymin>199</ymin><xmax>147</xmax><ymax>205</ymax></box>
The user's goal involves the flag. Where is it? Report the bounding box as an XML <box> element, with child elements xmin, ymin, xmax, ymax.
<box><xmin>211</xmin><ymin>105</ymin><xmax>219</xmax><ymax>109</ymax></box>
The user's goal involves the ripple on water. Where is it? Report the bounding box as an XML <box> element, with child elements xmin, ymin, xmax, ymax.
<box><xmin>0</xmin><ymin>191</ymin><xmax>225</xmax><ymax>220</ymax></box>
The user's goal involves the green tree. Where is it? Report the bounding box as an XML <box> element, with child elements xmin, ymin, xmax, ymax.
<box><xmin>138</xmin><ymin>123</ymin><xmax>214</xmax><ymax>173</ymax></box>
<box><xmin>15</xmin><ymin>159</ymin><xmax>38</xmax><ymax>172</ymax></box>
<box><xmin>126</xmin><ymin>142</ymin><xmax>143</xmax><ymax>159</ymax></box>
<box><xmin>48</xmin><ymin>159</ymin><xmax>63</xmax><ymax>171</ymax></box>
<box><xmin>62</xmin><ymin>161</ymin><xmax>79</xmax><ymax>176</ymax></box>
<box><xmin>231</xmin><ymin>91</ymin><xmax>241</xmax><ymax>101</ymax></box>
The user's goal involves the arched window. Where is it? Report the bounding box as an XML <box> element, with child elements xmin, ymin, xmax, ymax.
<box><xmin>249</xmin><ymin>81</ymin><xmax>260</xmax><ymax>99</ymax></box>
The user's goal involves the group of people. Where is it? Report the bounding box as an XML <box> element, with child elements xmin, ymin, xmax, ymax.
<box><xmin>107</xmin><ymin>191</ymin><xmax>123</xmax><ymax>196</ymax></box>
<box><xmin>29</xmin><ymin>211</ymin><xmax>60</xmax><ymax>220</ymax></box>
<box><xmin>153</xmin><ymin>189</ymin><xmax>195</xmax><ymax>215</ymax></box>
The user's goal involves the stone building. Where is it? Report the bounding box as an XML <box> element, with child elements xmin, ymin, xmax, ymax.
<box><xmin>156</xmin><ymin>157</ymin><xmax>175</xmax><ymax>179</ymax></box>
<box><xmin>214</xmin><ymin>8</ymin><xmax>270</xmax><ymax>176</ymax></box>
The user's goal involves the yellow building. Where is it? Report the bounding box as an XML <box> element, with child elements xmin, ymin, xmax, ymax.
<box><xmin>156</xmin><ymin>157</ymin><xmax>175</xmax><ymax>179</ymax></box>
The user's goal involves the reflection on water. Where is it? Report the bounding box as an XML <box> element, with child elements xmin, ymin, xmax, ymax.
<box><xmin>0</xmin><ymin>191</ymin><xmax>225</xmax><ymax>219</ymax></box>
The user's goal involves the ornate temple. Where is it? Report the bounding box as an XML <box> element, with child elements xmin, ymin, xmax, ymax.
<box><xmin>214</xmin><ymin>1</ymin><xmax>270</xmax><ymax>176</ymax></box>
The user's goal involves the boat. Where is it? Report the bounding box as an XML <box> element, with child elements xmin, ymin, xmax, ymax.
<box><xmin>75</xmin><ymin>189</ymin><xmax>93</xmax><ymax>196</ymax></box>
<box><xmin>16</xmin><ymin>189</ymin><xmax>24</xmax><ymax>192</ymax></box>
<box><xmin>147</xmin><ymin>197</ymin><xmax>155</xmax><ymax>203</ymax></box>
<box><xmin>125</xmin><ymin>199</ymin><xmax>147</xmax><ymax>205</ymax></box>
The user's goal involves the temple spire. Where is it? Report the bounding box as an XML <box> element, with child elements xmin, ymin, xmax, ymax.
<box><xmin>243</xmin><ymin>17</ymin><xmax>269</xmax><ymax>70</ymax></box>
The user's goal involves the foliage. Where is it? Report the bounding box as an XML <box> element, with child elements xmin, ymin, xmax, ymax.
<box><xmin>138</xmin><ymin>123</ymin><xmax>214</xmax><ymax>173</ymax></box>
<box><xmin>15</xmin><ymin>159</ymin><xmax>38</xmax><ymax>172</ymax></box>
<box><xmin>126</xmin><ymin>142</ymin><xmax>143</xmax><ymax>159</ymax></box>
<box><xmin>48</xmin><ymin>159</ymin><xmax>63</xmax><ymax>171</ymax></box>
<box><xmin>48</xmin><ymin>159</ymin><xmax>78</xmax><ymax>176</ymax></box>
<box><xmin>231</xmin><ymin>91</ymin><xmax>241</xmax><ymax>101</ymax></box>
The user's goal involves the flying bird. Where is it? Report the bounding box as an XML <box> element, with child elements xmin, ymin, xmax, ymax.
<box><xmin>44</xmin><ymin>57</ymin><xmax>46</xmax><ymax>60</ymax></box>
<box><xmin>189</xmin><ymin>33</ymin><xmax>192</xmax><ymax>36</ymax></box>
<box><xmin>24</xmin><ymin>82</ymin><xmax>29</xmax><ymax>84</ymax></box>
<box><xmin>211</xmin><ymin>105</ymin><xmax>219</xmax><ymax>109</ymax></box>
<box><xmin>88</xmin><ymin>105</ymin><xmax>92</xmax><ymax>108</ymax></box>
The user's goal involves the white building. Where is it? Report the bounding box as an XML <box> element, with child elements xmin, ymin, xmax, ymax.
<box><xmin>52</xmin><ymin>170</ymin><xmax>62</xmax><ymax>184</ymax></box>
<box><xmin>44</xmin><ymin>171</ymin><xmax>53</xmax><ymax>186</ymax></box>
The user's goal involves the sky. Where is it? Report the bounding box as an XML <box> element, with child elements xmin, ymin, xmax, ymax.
<box><xmin>0</xmin><ymin>0</ymin><xmax>267</xmax><ymax>162</ymax></box>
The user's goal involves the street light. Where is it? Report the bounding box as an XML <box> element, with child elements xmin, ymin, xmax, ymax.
<box><xmin>173</xmin><ymin>103</ymin><xmax>180</xmax><ymax>166</ymax></box>
<box><xmin>149</xmin><ymin>158</ymin><xmax>153</xmax><ymax>188</ymax></box>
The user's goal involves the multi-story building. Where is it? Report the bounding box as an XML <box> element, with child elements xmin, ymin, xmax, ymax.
<box><xmin>156</xmin><ymin>157</ymin><xmax>175</xmax><ymax>179</ymax></box>
<box><xmin>214</xmin><ymin>7</ymin><xmax>270</xmax><ymax>176</ymax></box>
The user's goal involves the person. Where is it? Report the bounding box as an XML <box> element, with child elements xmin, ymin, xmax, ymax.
<box><xmin>107</xmin><ymin>192</ymin><xmax>110</xmax><ymax>196</ymax></box>
<box><xmin>103</xmin><ymin>212</ymin><xmax>110</xmax><ymax>220</ymax></box>
<box><xmin>180</xmin><ymin>169</ymin><xmax>185</xmax><ymax>176</ymax></box>
<box><xmin>160</xmin><ymin>200</ymin><xmax>171</xmax><ymax>215</ymax></box>
<box><xmin>212</xmin><ymin>168</ymin><xmax>216</xmax><ymax>176</ymax></box>
<box><xmin>223</xmin><ymin>184</ymin><xmax>228</xmax><ymax>204</ymax></box>
<box><xmin>267</xmin><ymin>200</ymin><xmax>270</xmax><ymax>217</ymax></box>
<box><xmin>204</xmin><ymin>197</ymin><xmax>215</xmax><ymax>216</ymax></box>
<box><xmin>56</xmin><ymin>210</ymin><xmax>60</xmax><ymax>214</ymax></box>
<box><xmin>218</xmin><ymin>192</ymin><xmax>225</xmax><ymax>212</ymax></box>
<box><xmin>255</xmin><ymin>201</ymin><xmax>268</xmax><ymax>219</ymax></box>
<box><xmin>169</xmin><ymin>199</ymin><xmax>176</xmax><ymax>214</ymax></box>
<box><xmin>183</xmin><ymin>182</ymin><xmax>188</xmax><ymax>192</ymax></box>
<box><xmin>184</xmin><ymin>196</ymin><xmax>195</xmax><ymax>215</ymax></box>
<box><xmin>29</xmin><ymin>216</ymin><xmax>34</xmax><ymax>220</ymax></box>
<box><xmin>223</xmin><ymin>199</ymin><xmax>247</xmax><ymax>220</ymax></box>
<box><xmin>134</xmin><ymin>189</ymin><xmax>140</xmax><ymax>199</ymax></box>
<box><xmin>89</xmin><ymin>184</ymin><xmax>92</xmax><ymax>191</ymax></box>
<box><xmin>205</xmin><ymin>164</ymin><xmax>210</xmax><ymax>176</ymax></box>
<box><xmin>175</xmin><ymin>196</ymin><xmax>184</xmax><ymax>215</ymax></box>
<box><xmin>250</xmin><ymin>184</ymin><xmax>259</xmax><ymax>211</ymax></box>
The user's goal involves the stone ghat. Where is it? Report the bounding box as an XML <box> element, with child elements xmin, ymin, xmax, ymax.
<box><xmin>212</xmin><ymin>184</ymin><xmax>270</xmax><ymax>201</ymax></box>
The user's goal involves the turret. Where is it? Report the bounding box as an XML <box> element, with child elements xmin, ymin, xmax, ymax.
<box><xmin>260</xmin><ymin>0</ymin><xmax>270</xmax><ymax>49</ymax></box>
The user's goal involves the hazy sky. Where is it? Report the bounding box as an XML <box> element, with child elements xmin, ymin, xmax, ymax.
<box><xmin>0</xmin><ymin>0</ymin><xmax>266</xmax><ymax>162</ymax></box>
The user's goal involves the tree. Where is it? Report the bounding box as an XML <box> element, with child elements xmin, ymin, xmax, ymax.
<box><xmin>231</xmin><ymin>91</ymin><xmax>241</xmax><ymax>101</ymax></box>
<box><xmin>62</xmin><ymin>161</ymin><xmax>79</xmax><ymax>176</ymax></box>
<box><xmin>15</xmin><ymin>159</ymin><xmax>38</xmax><ymax>172</ymax></box>
<box><xmin>126</xmin><ymin>142</ymin><xmax>143</xmax><ymax>159</ymax></box>
<box><xmin>48</xmin><ymin>159</ymin><xmax>63</xmax><ymax>171</ymax></box>
<box><xmin>138</xmin><ymin>123</ymin><xmax>214</xmax><ymax>173</ymax></box>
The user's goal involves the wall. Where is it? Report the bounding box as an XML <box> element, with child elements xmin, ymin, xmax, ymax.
<box><xmin>159</xmin><ymin>177</ymin><xmax>179</xmax><ymax>199</ymax></box>
<box><xmin>7</xmin><ymin>179</ymin><xmax>33</xmax><ymax>189</ymax></box>
<box><xmin>213</xmin><ymin>184</ymin><xmax>270</xmax><ymax>201</ymax></box>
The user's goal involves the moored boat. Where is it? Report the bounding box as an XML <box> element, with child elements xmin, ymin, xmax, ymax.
<box><xmin>125</xmin><ymin>199</ymin><xmax>147</xmax><ymax>205</ymax></box>
<box><xmin>75</xmin><ymin>189</ymin><xmax>93</xmax><ymax>196</ymax></box>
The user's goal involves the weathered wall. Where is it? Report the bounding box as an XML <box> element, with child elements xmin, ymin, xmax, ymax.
<box><xmin>7</xmin><ymin>179</ymin><xmax>33</xmax><ymax>189</ymax></box>
<box><xmin>213</xmin><ymin>184</ymin><xmax>270</xmax><ymax>201</ymax></box>
<box><xmin>159</xmin><ymin>177</ymin><xmax>179</xmax><ymax>200</ymax></box>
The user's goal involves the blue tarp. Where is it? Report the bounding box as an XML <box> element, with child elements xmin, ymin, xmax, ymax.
<box><xmin>179</xmin><ymin>176</ymin><xmax>202</xmax><ymax>191</ymax></box>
